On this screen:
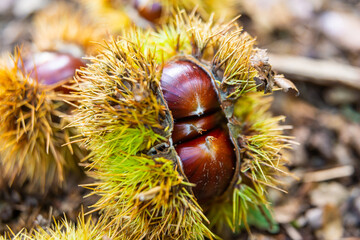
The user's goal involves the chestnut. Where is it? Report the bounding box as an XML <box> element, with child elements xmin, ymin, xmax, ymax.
<box><xmin>175</xmin><ymin>128</ymin><xmax>236</xmax><ymax>201</ymax></box>
<box><xmin>161</xmin><ymin>60</ymin><xmax>219</xmax><ymax>119</ymax></box>
<box><xmin>133</xmin><ymin>0</ymin><xmax>162</xmax><ymax>23</ymax></box>
<box><xmin>172</xmin><ymin>111</ymin><xmax>223</xmax><ymax>143</ymax></box>
<box><xmin>21</xmin><ymin>51</ymin><xmax>85</xmax><ymax>92</ymax></box>
<box><xmin>69</xmin><ymin>13</ymin><xmax>295</xmax><ymax>238</ymax></box>
<box><xmin>161</xmin><ymin>59</ymin><xmax>236</xmax><ymax>201</ymax></box>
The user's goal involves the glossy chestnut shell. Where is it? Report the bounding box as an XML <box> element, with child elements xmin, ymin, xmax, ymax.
<box><xmin>161</xmin><ymin>59</ymin><xmax>237</xmax><ymax>202</ymax></box>
<box><xmin>161</xmin><ymin>60</ymin><xmax>219</xmax><ymax>119</ymax></box>
<box><xmin>133</xmin><ymin>0</ymin><xmax>162</xmax><ymax>23</ymax></box>
<box><xmin>175</xmin><ymin>128</ymin><xmax>236</xmax><ymax>200</ymax></box>
<box><xmin>22</xmin><ymin>51</ymin><xmax>85</xmax><ymax>92</ymax></box>
<box><xmin>171</xmin><ymin>112</ymin><xmax>223</xmax><ymax>144</ymax></box>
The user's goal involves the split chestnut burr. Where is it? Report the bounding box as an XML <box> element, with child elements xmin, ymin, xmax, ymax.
<box><xmin>161</xmin><ymin>59</ymin><xmax>236</xmax><ymax>202</ymax></box>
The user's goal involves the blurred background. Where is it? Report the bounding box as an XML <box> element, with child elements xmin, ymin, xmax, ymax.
<box><xmin>0</xmin><ymin>0</ymin><xmax>360</xmax><ymax>239</ymax></box>
<box><xmin>238</xmin><ymin>1</ymin><xmax>360</xmax><ymax>239</ymax></box>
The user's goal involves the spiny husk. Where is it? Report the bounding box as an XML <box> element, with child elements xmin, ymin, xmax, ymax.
<box><xmin>77</xmin><ymin>0</ymin><xmax>236</xmax><ymax>31</ymax></box>
<box><xmin>151</xmin><ymin>12</ymin><xmax>292</xmax><ymax>201</ymax></box>
<box><xmin>71</xmin><ymin>35</ymin><xmax>214</xmax><ymax>239</ymax></box>
<box><xmin>4</xmin><ymin>212</ymin><xmax>115</xmax><ymax>240</ymax></box>
<box><xmin>72</xmin><ymin>35</ymin><xmax>165</xmax><ymax>141</ymax></box>
<box><xmin>0</xmin><ymin>51</ymin><xmax>84</xmax><ymax>192</ymax></box>
<box><xmin>33</xmin><ymin>2</ymin><xmax>106</xmax><ymax>56</ymax></box>
<box><xmin>234</xmin><ymin>93</ymin><xmax>292</xmax><ymax>193</ymax></box>
<box><xmin>71</xmin><ymin>11</ymin><xmax>293</xmax><ymax>238</ymax></box>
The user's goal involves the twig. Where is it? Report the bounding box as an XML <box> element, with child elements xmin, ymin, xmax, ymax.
<box><xmin>269</xmin><ymin>54</ymin><xmax>360</xmax><ymax>90</ymax></box>
<box><xmin>302</xmin><ymin>165</ymin><xmax>354</xmax><ymax>182</ymax></box>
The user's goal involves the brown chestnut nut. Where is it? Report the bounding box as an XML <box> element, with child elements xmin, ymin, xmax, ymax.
<box><xmin>161</xmin><ymin>60</ymin><xmax>219</xmax><ymax>119</ymax></box>
<box><xmin>133</xmin><ymin>0</ymin><xmax>162</xmax><ymax>23</ymax></box>
<box><xmin>22</xmin><ymin>51</ymin><xmax>85</xmax><ymax>92</ymax></box>
<box><xmin>175</xmin><ymin>128</ymin><xmax>236</xmax><ymax>201</ymax></box>
<box><xmin>161</xmin><ymin>59</ymin><xmax>236</xmax><ymax>202</ymax></box>
<box><xmin>172</xmin><ymin>111</ymin><xmax>223</xmax><ymax>144</ymax></box>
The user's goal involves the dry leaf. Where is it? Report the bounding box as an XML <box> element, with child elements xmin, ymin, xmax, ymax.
<box><xmin>310</xmin><ymin>182</ymin><xmax>349</xmax><ymax>207</ymax></box>
<box><xmin>274</xmin><ymin>74</ymin><xmax>299</xmax><ymax>95</ymax></box>
<box><xmin>316</xmin><ymin>204</ymin><xmax>344</xmax><ymax>240</ymax></box>
<box><xmin>274</xmin><ymin>198</ymin><xmax>302</xmax><ymax>223</ymax></box>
